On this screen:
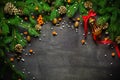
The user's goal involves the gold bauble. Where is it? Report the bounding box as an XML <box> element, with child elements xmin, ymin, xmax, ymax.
<box><xmin>29</xmin><ymin>49</ymin><xmax>33</xmax><ymax>53</ymax></box>
<box><xmin>35</xmin><ymin>6</ymin><xmax>39</xmax><ymax>11</ymax></box>
<box><xmin>76</xmin><ymin>17</ymin><xmax>80</xmax><ymax>21</ymax></box>
<box><xmin>67</xmin><ymin>0</ymin><xmax>71</xmax><ymax>3</ymax></box>
<box><xmin>81</xmin><ymin>39</ymin><xmax>85</xmax><ymax>45</ymax></box>
<box><xmin>26</xmin><ymin>36</ymin><xmax>31</xmax><ymax>42</ymax></box>
<box><xmin>52</xmin><ymin>18</ymin><xmax>58</xmax><ymax>25</ymax></box>
<box><xmin>111</xmin><ymin>52</ymin><xmax>115</xmax><ymax>57</ymax></box>
<box><xmin>52</xmin><ymin>31</ymin><xmax>57</xmax><ymax>36</ymax></box>
<box><xmin>74</xmin><ymin>21</ymin><xmax>79</xmax><ymax>28</ymax></box>
<box><xmin>15</xmin><ymin>44</ymin><xmax>23</xmax><ymax>53</ymax></box>
<box><xmin>10</xmin><ymin>57</ymin><xmax>14</xmax><ymax>62</ymax></box>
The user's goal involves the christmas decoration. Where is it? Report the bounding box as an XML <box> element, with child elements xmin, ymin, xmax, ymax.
<box><xmin>82</xmin><ymin>10</ymin><xmax>96</xmax><ymax>37</ymax></box>
<box><xmin>111</xmin><ymin>52</ymin><xmax>116</xmax><ymax>57</ymax></box>
<box><xmin>81</xmin><ymin>39</ymin><xmax>85</xmax><ymax>45</ymax></box>
<box><xmin>35</xmin><ymin>6</ymin><xmax>39</xmax><ymax>11</ymax></box>
<box><xmin>23</xmin><ymin>31</ymin><xmax>28</xmax><ymax>35</ymax></box>
<box><xmin>52</xmin><ymin>31</ymin><xmax>57</xmax><ymax>36</ymax></box>
<box><xmin>52</xmin><ymin>18</ymin><xmax>58</xmax><ymax>25</ymax></box>
<box><xmin>37</xmin><ymin>15</ymin><xmax>44</xmax><ymax>25</ymax></box>
<box><xmin>26</xmin><ymin>36</ymin><xmax>31</xmax><ymax>42</ymax></box>
<box><xmin>58</xmin><ymin>17</ymin><xmax>62</xmax><ymax>21</ymax></box>
<box><xmin>10</xmin><ymin>57</ymin><xmax>14</xmax><ymax>62</ymax></box>
<box><xmin>35</xmin><ymin>24</ymin><xmax>42</xmax><ymax>31</ymax></box>
<box><xmin>67</xmin><ymin>0</ymin><xmax>71</xmax><ymax>4</ymax></box>
<box><xmin>0</xmin><ymin>0</ymin><xmax>120</xmax><ymax>80</ymax></box>
<box><xmin>116</xmin><ymin>36</ymin><xmax>120</xmax><ymax>44</ymax></box>
<box><xmin>58</xmin><ymin>6</ymin><xmax>67</xmax><ymax>15</ymax></box>
<box><xmin>84</xmin><ymin>1</ymin><xmax>93</xmax><ymax>9</ymax></box>
<box><xmin>4</xmin><ymin>2</ymin><xmax>22</xmax><ymax>15</ymax></box>
<box><xmin>76</xmin><ymin>17</ymin><xmax>80</xmax><ymax>21</ymax></box>
<box><xmin>29</xmin><ymin>49</ymin><xmax>33</xmax><ymax>53</ymax></box>
<box><xmin>74</xmin><ymin>21</ymin><xmax>79</xmax><ymax>28</ymax></box>
<box><xmin>15</xmin><ymin>44</ymin><xmax>23</xmax><ymax>53</ymax></box>
<box><xmin>24</xmin><ymin>17</ymin><xmax>28</xmax><ymax>21</ymax></box>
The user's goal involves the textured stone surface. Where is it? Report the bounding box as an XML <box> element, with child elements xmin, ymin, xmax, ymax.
<box><xmin>16</xmin><ymin>16</ymin><xmax>120</xmax><ymax>80</ymax></box>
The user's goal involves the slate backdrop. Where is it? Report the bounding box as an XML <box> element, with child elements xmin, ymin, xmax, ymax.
<box><xmin>15</xmin><ymin>16</ymin><xmax>120</xmax><ymax>80</ymax></box>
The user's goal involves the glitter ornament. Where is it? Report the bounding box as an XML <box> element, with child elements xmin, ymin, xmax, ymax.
<box><xmin>4</xmin><ymin>2</ymin><xmax>22</xmax><ymax>15</ymax></box>
<box><xmin>84</xmin><ymin>1</ymin><xmax>93</xmax><ymax>9</ymax></box>
<box><xmin>58</xmin><ymin>6</ymin><xmax>67</xmax><ymax>15</ymax></box>
<box><xmin>15</xmin><ymin>44</ymin><xmax>23</xmax><ymax>53</ymax></box>
<box><xmin>115</xmin><ymin>36</ymin><xmax>120</xmax><ymax>44</ymax></box>
<box><xmin>35</xmin><ymin>24</ymin><xmax>42</xmax><ymax>31</ymax></box>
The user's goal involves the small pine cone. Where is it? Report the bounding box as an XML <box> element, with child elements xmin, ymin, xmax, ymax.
<box><xmin>84</xmin><ymin>1</ymin><xmax>93</xmax><ymax>9</ymax></box>
<box><xmin>4</xmin><ymin>2</ymin><xmax>19</xmax><ymax>15</ymax></box>
<box><xmin>115</xmin><ymin>36</ymin><xmax>120</xmax><ymax>44</ymax></box>
<box><xmin>15</xmin><ymin>44</ymin><xmax>23</xmax><ymax>53</ymax></box>
<box><xmin>58</xmin><ymin>6</ymin><xmax>67</xmax><ymax>15</ymax></box>
<box><xmin>35</xmin><ymin>24</ymin><xmax>42</xmax><ymax>31</ymax></box>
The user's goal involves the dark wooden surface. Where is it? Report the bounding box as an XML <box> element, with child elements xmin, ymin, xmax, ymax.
<box><xmin>15</xmin><ymin>16</ymin><xmax>120</xmax><ymax>80</ymax></box>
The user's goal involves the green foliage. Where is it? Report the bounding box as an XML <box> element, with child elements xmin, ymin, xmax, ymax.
<box><xmin>79</xmin><ymin>1</ymin><xmax>87</xmax><ymax>15</ymax></box>
<box><xmin>54</xmin><ymin>0</ymin><xmax>63</xmax><ymax>7</ymax></box>
<box><xmin>29</xmin><ymin>16</ymin><xmax>36</xmax><ymax>25</ymax></box>
<box><xmin>43</xmin><ymin>2</ymin><xmax>51</xmax><ymax>11</ymax></box>
<box><xmin>49</xmin><ymin>9</ymin><xmax>60</xmax><ymax>21</ymax></box>
<box><xmin>66</xmin><ymin>2</ymin><xmax>79</xmax><ymax>17</ymax></box>
<box><xmin>28</xmin><ymin>28</ymin><xmax>39</xmax><ymax>36</ymax></box>
<box><xmin>1</xmin><ymin>23</ymin><xmax>9</xmax><ymax>35</ymax></box>
<box><xmin>97</xmin><ymin>14</ymin><xmax>110</xmax><ymax>25</ymax></box>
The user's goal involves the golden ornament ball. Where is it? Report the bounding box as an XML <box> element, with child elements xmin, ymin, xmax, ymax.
<box><xmin>10</xmin><ymin>57</ymin><xmax>14</xmax><ymax>62</ymax></box>
<box><xmin>32</xmin><ymin>15</ymin><xmax>35</xmax><ymax>19</ymax></box>
<box><xmin>67</xmin><ymin>0</ymin><xmax>71</xmax><ymax>3</ymax></box>
<box><xmin>115</xmin><ymin>36</ymin><xmax>120</xmax><ymax>44</ymax></box>
<box><xmin>29</xmin><ymin>49</ymin><xmax>33</xmax><ymax>53</ymax></box>
<box><xmin>81</xmin><ymin>39</ymin><xmax>85</xmax><ymax>45</ymax></box>
<box><xmin>58</xmin><ymin>18</ymin><xmax>62</xmax><ymax>21</ymax></box>
<box><xmin>111</xmin><ymin>52</ymin><xmax>115</xmax><ymax>57</ymax></box>
<box><xmin>52</xmin><ymin>18</ymin><xmax>58</xmax><ymax>25</ymax></box>
<box><xmin>74</xmin><ymin>21</ymin><xmax>79</xmax><ymax>28</ymax></box>
<box><xmin>15</xmin><ymin>44</ymin><xmax>23</xmax><ymax>53</ymax></box>
<box><xmin>35</xmin><ymin>6</ymin><xmax>39</xmax><ymax>11</ymax></box>
<box><xmin>26</xmin><ymin>36</ymin><xmax>31</xmax><ymax>42</ymax></box>
<box><xmin>23</xmin><ymin>31</ymin><xmax>28</xmax><ymax>35</ymax></box>
<box><xmin>52</xmin><ymin>31</ymin><xmax>57</xmax><ymax>36</ymax></box>
<box><xmin>76</xmin><ymin>17</ymin><xmax>80</xmax><ymax>21</ymax></box>
<box><xmin>24</xmin><ymin>17</ymin><xmax>28</xmax><ymax>21</ymax></box>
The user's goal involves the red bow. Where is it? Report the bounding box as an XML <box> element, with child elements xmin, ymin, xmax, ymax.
<box><xmin>82</xmin><ymin>10</ymin><xmax>96</xmax><ymax>37</ymax></box>
<box><xmin>94</xmin><ymin>35</ymin><xmax>120</xmax><ymax>58</ymax></box>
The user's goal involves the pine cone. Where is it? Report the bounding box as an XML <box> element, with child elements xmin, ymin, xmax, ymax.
<box><xmin>4</xmin><ymin>2</ymin><xmax>22</xmax><ymax>15</ymax></box>
<box><xmin>115</xmin><ymin>36</ymin><xmax>120</xmax><ymax>44</ymax></box>
<box><xmin>84</xmin><ymin>1</ymin><xmax>93</xmax><ymax>9</ymax></box>
<box><xmin>58</xmin><ymin>6</ymin><xmax>67</xmax><ymax>15</ymax></box>
<box><xmin>35</xmin><ymin>24</ymin><xmax>42</xmax><ymax>31</ymax></box>
<box><xmin>15</xmin><ymin>44</ymin><xmax>23</xmax><ymax>53</ymax></box>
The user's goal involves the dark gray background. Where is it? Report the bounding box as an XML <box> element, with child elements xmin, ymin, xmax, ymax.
<box><xmin>15</xmin><ymin>16</ymin><xmax>120</xmax><ymax>80</ymax></box>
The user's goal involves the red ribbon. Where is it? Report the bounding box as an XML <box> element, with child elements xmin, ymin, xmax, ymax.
<box><xmin>82</xmin><ymin>10</ymin><xmax>96</xmax><ymax>37</ymax></box>
<box><xmin>93</xmin><ymin>35</ymin><xmax>120</xmax><ymax>58</ymax></box>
